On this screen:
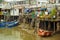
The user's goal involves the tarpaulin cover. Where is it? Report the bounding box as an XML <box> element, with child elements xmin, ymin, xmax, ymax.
<box><xmin>40</xmin><ymin>8</ymin><xmax>47</xmax><ymax>11</ymax></box>
<box><xmin>0</xmin><ymin>21</ymin><xmax>19</xmax><ymax>28</ymax></box>
<box><xmin>24</xmin><ymin>8</ymin><xmax>32</xmax><ymax>13</ymax></box>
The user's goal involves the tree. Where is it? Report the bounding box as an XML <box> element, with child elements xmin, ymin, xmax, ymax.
<box><xmin>0</xmin><ymin>0</ymin><xmax>2</xmax><ymax>3</ymax></box>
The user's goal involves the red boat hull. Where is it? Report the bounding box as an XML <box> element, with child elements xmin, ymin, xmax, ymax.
<box><xmin>38</xmin><ymin>29</ymin><xmax>52</xmax><ymax>36</ymax></box>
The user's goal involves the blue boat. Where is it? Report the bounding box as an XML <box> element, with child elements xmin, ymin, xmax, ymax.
<box><xmin>0</xmin><ymin>22</ymin><xmax>6</xmax><ymax>28</ymax></box>
<box><xmin>0</xmin><ymin>21</ymin><xmax>19</xmax><ymax>28</ymax></box>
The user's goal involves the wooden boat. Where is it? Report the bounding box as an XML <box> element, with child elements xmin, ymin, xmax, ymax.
<box><xmin>0</xmin><ymin>21</ymin><xmax>19</xmax><ymax>28</ymax></box>
<box><xmin>38</xmin><ymin>29</ymin><xmax>53</xmax><ymax>36</ymax></box>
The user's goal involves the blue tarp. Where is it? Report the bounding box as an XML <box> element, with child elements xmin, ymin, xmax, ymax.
<box><xmin>24</xmin><ymin>8</ymin><xmax>32</xmax><ymax>13</ymax></box>
<box><xmin>40</xmin><ymin>8</ymin><xmax>47</xmax><ymax>11</ymax></box>
<box><xmin>0</xmin><ymin>21</ymin><xmax>19</xmax><ymax>28</ymax></box>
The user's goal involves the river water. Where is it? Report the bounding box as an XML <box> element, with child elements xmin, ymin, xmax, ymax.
<box><xmin>0</xmin><ymin>26</ymin><xmax>60</xmax><ymax>40</ymax></box>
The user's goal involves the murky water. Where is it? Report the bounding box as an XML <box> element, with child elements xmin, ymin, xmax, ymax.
<box><xmin>37</xmin><ymin>34</ymin><xmax>60</xmax><ymax>40</ymax></box>
<box><xmin>0</xmin><ymin>25</ymin><xmax>60</xmax><ymax>40</ymax></box>
<box><xmin>0</xmin><ymin>26</ymin><xmax>36</xmax><ymax>40</ymax></box>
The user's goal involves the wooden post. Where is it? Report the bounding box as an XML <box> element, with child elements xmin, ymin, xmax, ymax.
<box><xmin>22</xmin><ymin>7</ymin><xmax>25</xmax><ymax>23</ymax></box>
<box><xmin>18</xmin><ymin>9</ymin><xmax>20</xmax><ymax>24</ymax></box>
<box><xmin>57</xmin><ymin>22</ymin><xmax>60</xmax><ymax>31</ymax></box>
<box><xmin>48</xmin><ymin>21</ymin><xmax>50</xmax><ymax>31</ymax></box>
<box><xmin>35</xmin><ymin>18</ymin><xmax>40</xmax><ymax>33</ymax></box>
<box><xmin>44</xmin><ymin>21</ymin><xmax>46</xmax><ymax>30</ymax></box>
<box><xmin>54</xmin><ymin>21</ymin><xmax>56</xmax><ymax>33</ymax></box>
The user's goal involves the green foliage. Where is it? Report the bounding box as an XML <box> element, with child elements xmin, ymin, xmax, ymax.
<box><xmin>0</xmin><ymin>0</ymin><xmax>2</xmax><ymax>3</ymax></box>
<box><xmin>50</xmin><ymin>8</ymin><xmax>57</xmax><ymax>16</ymax></box>
<box><xmin>31</xmin><ymin>11</ymin><xmax>35</xmax><ymax>18</ymax></box>
<box><xmin>40</xmin><ymin>11</ymin><xmax>44</xmax><ymax>16</ymax></box>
